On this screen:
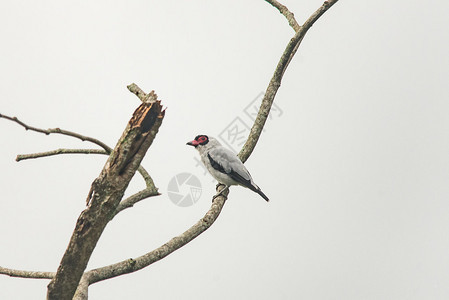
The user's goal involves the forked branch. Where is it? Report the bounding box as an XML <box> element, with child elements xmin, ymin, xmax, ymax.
<box><xmin>1</xmin><ymin>111</ymin><xmax>158</xmax><ymax>196</ymax></box>
<box><xmin>0</xmin><ymin>1</ymin><xmax>339</xmax><ymax>299</ymax></box>
<box><xmin>47</xmin><ymin>89</ymin><xmax>165</xmax><ymax>300</ymax></box>
<box><xmin>239</xmin><ymin>0</ymin><xmax>338</xmax><ymax>162</ymax></box>
<box><xmin>73</xmin><ymin>0</ymin><xmax>339</xmax><ymax>296</ymax></box>
<box><xmin>0</xmin><ymin>113</ymin><xmax>111</xmax><ymax>152</ymax></box>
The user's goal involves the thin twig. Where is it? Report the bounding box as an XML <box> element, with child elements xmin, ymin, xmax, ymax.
<box><xmin>1</xmin><ymin>112</ymin><xmax>158</xmax><ymax>199</ymax></box>
<box><xmin>16</xmin><ymin>149</ymin><xmax>108</xmax><ymax>162</ymax></box>
<box><xmin>136</xmin><ymin>165</ymin><xmax>157</xmax><ymax>188</ymax></box>
<box><xmin>0</xmin><ymin>113</ymin><xmax>111</xmax><ymax>152</ymax></box>
<box><xmin>265</xmin><ymin>0</ymin><xmax>300</xmax><ymax>32</ymax></box>
<box><xmin>113</xmin><ymin>188</ymin><xmax>160</xmax><ymax>218</ymax></box>
<box><xmin>0</xmin><ymin>266</ymin><xmax>55</xmax><ymax>279</ymax></box>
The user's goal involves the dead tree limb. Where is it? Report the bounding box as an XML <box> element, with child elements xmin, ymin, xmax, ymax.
<box><xmin>0</xmin><ymin>1</ymin><xmax>339</xmax><ymax>298</ymax></box>
<box><xmin>46</xmin><ymin>90</ymin><xmax>165</xmax><ymax>300</ymax></box>
<box><xmin>0</xmin><ymin>266</ymin><xmax>55</xmax><ymax>280</ymax></box>
<box><xmin>71</xmin><ymin>0</ymin><xmax>340</xmax><ymax>295</ymax></box>
<box><xmin>0</xmin><ymin>113</ymin><xmax>112</xmax><ymax>152</ymax></box>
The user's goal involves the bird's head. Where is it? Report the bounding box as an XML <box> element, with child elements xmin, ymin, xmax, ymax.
<box><xmin>186</xmin><ymin>135</ymin><xmax>209</xmax><ymax>148</ymax></box>
<box><xmin>186</xmin><ymin>135</ymin><xmax>221</xmax><ymax>150</ymax></box>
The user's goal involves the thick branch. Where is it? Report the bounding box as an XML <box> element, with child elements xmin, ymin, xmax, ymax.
<box><xmin>85</xmin><ymin>186</ymin><xmax>229</xmax><ymax>285</ymax></box>
<box><xmin>0</xmin><ymin>1</ymin><xmax>339</xmax><ymax>297</ymax></box>
<box><xmin>46</xmin><ymin>89</ymin><xmax>165</xmax><ymax>300</ymax></box>
<box><xmin>0</xmin><ymin>99</ymin><xmax>160</xmax><ymax>289</ymax></box>
<box><xmin>239</xmin><ymin>0</ymin><xmax>338</xmax><ymax>162</ymax></box>
<box><xmin>0</xmin><ymin>266</ymin><xmax>55</xmax><ymax>280</ymax></box>
<box><xmin>64</xmin><ymin>0</ymin><xmax>339</xmax><ymax>290</ymax></box>
<box><xmin>72</xmin><ymin>276</ymin><xmax>89</xmax><ymax>300</ymax></box>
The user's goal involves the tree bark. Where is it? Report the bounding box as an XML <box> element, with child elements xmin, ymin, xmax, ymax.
<box><xmin>46</xmin><ymin>94</ymin><xmax>165</xmax><ymax>300</ymax></box>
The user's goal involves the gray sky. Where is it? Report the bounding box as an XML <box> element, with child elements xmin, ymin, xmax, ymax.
<box><xmin>1</xmin><ymin>0</ymin><xmax>449</xmax><ymax>299</ymax></box>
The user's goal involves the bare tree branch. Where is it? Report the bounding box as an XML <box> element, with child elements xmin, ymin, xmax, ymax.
<box><xmin>65</xmin><ymin>0</ymin><xmax>340</xmax><ymax>289</ymax></box>
<box><xmin>0</xmin><ymin>101</ymin><xmax>161</xmax><ymax>289</ymax></box>
<box><xmin>47</xmin><ymin>88</ymin><xmax>165</xmax><ymax>300</ymax></box>
<box><xmin>15</xmin><ymin>149</ymin><xmax>108</xmax><ymax>162</ymax></box>
<box><xmin>136</xmin><ymin>165</ymin><xmax>157</xmax><ymax>188</ymax></box>
<box><xmin>0</xmin><ymin>113</ymin><xmax>112</xmax><ymax>152</ymax></box>
<box><xmin>0</xmin><ymin>1</ymin><xmax>339</xmax><ymax>297</ymax></box>
<box><xmin>239</xmin><ymin>0</ymin><xmax>338</xmax><ymax>162</ymax></box>
<box><xmin>83</xmin><ymin>186</ymin><xmax>229</xmax><ymax>286</ymax></box>
<box><xmin>304</xmin><ymin>0</ymin><xmax>338</xmax><ymax>29</ymax></box>
<box><xmin>2</xmin><ymin>113</ymin><xmax>158</xmax><ymax>203</ymax></box>
<box><xmin>72</xmin><ymin>276</ymin><xmax>89</xmax><ymax>300</ymax></box>
<box><xmin>128</xmin><ymin>83</ymin><xmax>153</xmax><ymax>103</ymax></box>
<box><xmin>265</xmin><ymin>0</ymin><xmax>300</xmax><ymax>32</ymax></box>
<box><xmin>0</xmin><ymin>266</ymin><xmax>55</xmax><ymax>280</ymax></box>
<box><xmin>113</xmin><ymin>187</ymin><xmax>160</xmax><ymax>217</ymax></box>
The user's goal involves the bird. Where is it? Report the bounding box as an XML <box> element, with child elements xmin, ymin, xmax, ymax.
<box><xmin>186</xmin><ymin>135</ymin><xmax>269</xmax><ymax>202</ymax></box>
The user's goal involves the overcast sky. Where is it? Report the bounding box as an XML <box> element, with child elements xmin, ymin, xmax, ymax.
<box><xmin>1</xmin><ymin>0</ymin><xmax>449</xmax><ymax>299</ymax></box>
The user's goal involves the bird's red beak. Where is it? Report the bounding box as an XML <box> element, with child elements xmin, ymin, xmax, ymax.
<box><xmin>186</xmin><ymin>140</ymin><xmax>199</xmax><ymax>147</ymax></box>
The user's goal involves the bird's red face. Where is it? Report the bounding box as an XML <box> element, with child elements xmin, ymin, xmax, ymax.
<box><xmin>186</xmin><ymin>135</ymin><xmax>209</xmax><ymax>147</ymax></box>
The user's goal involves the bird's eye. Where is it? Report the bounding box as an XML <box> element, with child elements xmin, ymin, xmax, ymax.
<box><xmin>196</xmin><ymin>135</ymin><xmax>208</xmax><ymax>144</ymax></box>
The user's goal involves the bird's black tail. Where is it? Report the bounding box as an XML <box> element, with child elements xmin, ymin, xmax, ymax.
<box><xmin>256</xmin><ymin>188</ymin><xmax>269</xmax><ymax>202</ymax></box>
<box><xmin>247</xmin><ymin>184</ymin><xmax>269</xmax><ymax>202</ymax></box>
<box><xmin>230</xmin><ymin>171</ymin><xmax>269</xmax><ymax>202</ymax></box>
<box><xmin>245</xmin><ymin>182</ymin><xmax>270</xmax><ymax>202</ymax></box>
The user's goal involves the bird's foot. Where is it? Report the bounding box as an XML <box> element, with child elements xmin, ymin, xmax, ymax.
<box><xmin>212</xmin><ymin>185</ymin><xmax>229</xmax><ymax>202</ymax></box>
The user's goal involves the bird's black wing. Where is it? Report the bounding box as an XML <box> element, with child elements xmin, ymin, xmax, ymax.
<box><xmin>207</xmin><ymin>148</ymin><xmax>253</xmax><ymax>188</ymax></box>
<box><xmin>207</xmin><ymin>152</ymin><xmax>227</xmax><ymax>174</ymax></box>
<box><xmin>207</xmin><ymin>148</ymin><xmax>269</xmax><ymax>202</ymax></box>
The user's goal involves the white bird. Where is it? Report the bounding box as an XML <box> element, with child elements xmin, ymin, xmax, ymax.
<box><xmin>187</xmin><ymin>135</ymin><xmax>269</xmax><ymax>202</ymax></box>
